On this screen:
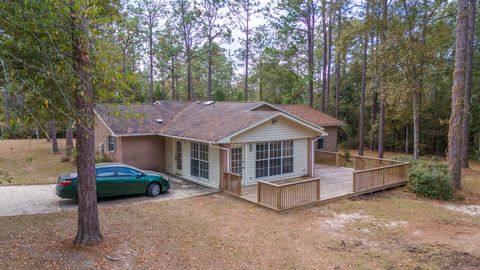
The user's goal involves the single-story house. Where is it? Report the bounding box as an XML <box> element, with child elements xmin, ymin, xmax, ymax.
<box><xmin>94</xmin><ymin>101</ymin><xmax>343</xmax><ymax>189</ymax></box>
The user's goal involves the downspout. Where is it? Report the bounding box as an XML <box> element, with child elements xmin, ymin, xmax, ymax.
<box><xmin>311</xmin><ymin>136</ymin><xmax>321</xmax><ymax>176</ymax></box>
<box><xmin>210</xmin><ymin>144</ymin><xmax>230</xmax><ymax>172</ymax></box>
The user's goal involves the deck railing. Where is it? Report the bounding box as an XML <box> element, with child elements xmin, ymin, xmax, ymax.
<box><xmin>222</xmin><ymin>172</ymin><xmax>242</xmax><ymax>196</ymax></box>
<box><xmin>353</xmin><ymin>163</ymin><xmax>410</xmax><ymax>192</ymax></box>
<box><xmin>315</xmin><ymin>150</ymin><xmax>352</xmax><ymax>168</ymax></box>
<box><xmin>353</xmin><ymin>156</ymin><xmax>402</xmax><ymax>170</ymax></box>
<box><xmin>257</xmin><ymin>178</ymin><xmax>321</xmax><ymax>211</ymax></box>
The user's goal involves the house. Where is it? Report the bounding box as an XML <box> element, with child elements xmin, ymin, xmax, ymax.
<box><xmin>94</xmin><ymin>101</ymin><xmax>343</xmax><ymax>190</ymax></box>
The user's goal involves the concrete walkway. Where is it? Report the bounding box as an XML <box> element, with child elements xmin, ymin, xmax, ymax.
<box><xmin>0</xmin><ymin>174</ymin><xmax>216</xmax><ymax>217</ymax></box>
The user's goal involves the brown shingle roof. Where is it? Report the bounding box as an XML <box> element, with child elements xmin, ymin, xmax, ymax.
<box><xmin>95</xmin><ymin>101</ymin><xmax>342</xmax><ymax>141</ymax></box>
<box><xmin>94</xmin><ymin>102</ymin><xmax>189</xmax><ymax>135</ymax></box>
<box><xmin>275</xmin><ymin>104</ymin><xmax>344</xmax><ymax>127</ymax></box>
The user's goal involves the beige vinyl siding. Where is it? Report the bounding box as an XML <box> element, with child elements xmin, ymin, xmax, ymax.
<box><xmin>243</xmin><ymin>139</ymin><xmax>309</xmax><ymax>185</ymax></box>
<box><xmin>165</xmin><ymin>137</ymin><xmax>175</xmax><ymax>174</ymax></box>
<box><xmin>165</xmin><ymin>139</ymin><xmax>220</xmax><ymax>189</ymax></box>
<box><xmin>231</xmin><ymin>116</ymin><xmax>318</xmax><ymax>143</ymax></box>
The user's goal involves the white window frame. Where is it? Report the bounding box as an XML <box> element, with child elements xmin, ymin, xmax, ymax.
<box><xmin>108</xmin><ymin>136</ymin><xmax>116</xmax><ymax>153</ymax></box>
<box><xmin>190</xmin><ymin>142</ymin><xmax>209</xmax><ymax>180</ymax></box>
<box><xmin>255</xmin><ymin>140</ymin><xmax>294</xmax><ymax>178</ymax></box>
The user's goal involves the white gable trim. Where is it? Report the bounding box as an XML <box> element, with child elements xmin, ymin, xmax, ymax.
<box><xmin>217</xmin><ymin>112</ymin><xmax>327</xmax><ymax>144</ymax></box>
<box><xmin>248</xmin><ymin>102</ymin><xmax>331</xmax><ymax>130</ymax></box>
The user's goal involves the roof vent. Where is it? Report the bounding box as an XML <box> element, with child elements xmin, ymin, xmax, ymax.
<box><xmin>156</xmin><ymin>119</ymin><xmax>163</xmax><ymax>123</ymax></box>
<box><xmin>204</xmin><ymin>101</ymin><xmax>216</xmax><ymax>106</ymax></box>
<box><xmin>154</xmin><ymin>101</ymin><xmax>161</xmax><ymax>105</ymax></box>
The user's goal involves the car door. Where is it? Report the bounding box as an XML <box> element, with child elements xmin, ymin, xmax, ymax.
<box><xmin>115</xmin><ymin>167</ymin><xmax>144</xmax><ymax>195</ymax></box>
<box><xmin>95</xmin><ymin>167</ymin><xmax>117</xmax><ymax>197</ymax></box>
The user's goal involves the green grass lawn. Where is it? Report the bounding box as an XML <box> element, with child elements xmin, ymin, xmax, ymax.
<box><xmin>0</xmin><ymin>139</ymin><xmax>75</xmax><ymax>185</ymax></box>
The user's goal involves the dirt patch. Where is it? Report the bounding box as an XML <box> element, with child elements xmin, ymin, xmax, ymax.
<box><xmin>443</xmin><ymin>204</ymin><xmax>480</xmax><ymax>217</ymax></box>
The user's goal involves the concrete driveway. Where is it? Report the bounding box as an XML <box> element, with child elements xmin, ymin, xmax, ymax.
<box><xmin>0</xmin><ymin>174</ymin><xmax>216</xmax><ymax>217</ymax></box>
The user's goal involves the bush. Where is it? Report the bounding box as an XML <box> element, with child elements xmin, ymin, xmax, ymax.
<box><xmin>95</xmin><ymin>154</ymin><xmax>113</xmax><ymax>163</ymax></box>
<box><xmin>407</xmin><ymin>159</ymin><xmax>454</xmax><ymax>200</ymax></box>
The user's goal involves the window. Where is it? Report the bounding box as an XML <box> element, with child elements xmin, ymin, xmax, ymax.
<box><xmin>191</xmin><ymin>142</ymin><xmax>209</xmax><ymax>179</ymax></box>
<box><xmin>231</xmin><ymin>147</ymin><xmax>243</xmax><ymax>176</ymax></box>
<box><xmin>108</xmin><ymin>136</ymin><xmax>116</xmax><ymax>152</ymax></box>
<box><xmin>176</xmin><ymin>141</ymin><xmax>182</xmax><ymax>170</ymax></box>
<box><xmin>116</xmin><ymin>167</ymin><xmax>139</xmax><ymax>177</ymax></box>
<box><xmin>317</xmin><ymin>137</ymin><xmax>324</xmax><ymax>150</ymax></box>
<box><xmin>96</xmin><ymin>167</ymin><xmax>115</xmax><ymax>177</ymax></box>
<box><xmin>255</xmin><ymin>140</ymin><xmax>294</xmax><ymax>178</ymax></box>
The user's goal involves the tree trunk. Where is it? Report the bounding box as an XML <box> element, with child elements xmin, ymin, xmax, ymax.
<box><xmin>448</xmin><ymin>0</ymin><xmax>469</xmax><ymax>190</ymax></box>
<box><xmin>378</xmin><ymin>94</ymin><xmax>385</xmax><ymax>158</ymax></box>
<box><xmin>321</xmin><ymin>0</ymin><xmax>328</xmax><ymax>112</ymax></box>
<box><xmin>462</xmin><ymin>0</ymin><xmax>476</xmax><ymax>168</ymax></box>
<box><xmin>148</xmin><ymin>22</ymin><xmax>154</xmax><ymax>103</ymax></box>
<box><xmin>405</xmin><ymin>125</ymin><xmax>409</xmax><ymax>153</ymax></box>
<box><xmin>307</xmin><ymin>5</ymin><xmax>315</xmax><ymax>108</ymax></box>
<box><xmin>187</xmin><ymin>50</ymin><xmax>193</xmax><ymax>101</ymax></box>
<box><xmin>171</xmin><ymin>56</ymin><xmax>175</xmax><ymax>100</ymax></box>
<box><xmin>65</xmin><ymin>124</ymin><xmax>73</xmax><ymax>160</ymax></box>
<box><xmin>334</xmin><ymin>6</ymin><xmax>342</xmax><ymax>118</ymax></box>
<box><xmin>49</xmin><ymin>120</ymin><xmax>59</xmax><ymax>153</ymax></box>
<box><xmin>245</xmin><ymin>11</ymin><xmax>250</xmax><ymax>102</ymax></box>
<box><xmin>71</xmin><ymin>0</ymin><xmax>102</xmax><ymax>245</ymax></box>
<box><xmin>359</xmin><ymin>1</ymin><xmax>368</xmax><ymax>156</ymax></box>
<box><xmin>326</xmin><ymin>7</ymin><xmax>332</xmax><ymax>111</ymax></box>
<box><xmin>378</xmin><ymin>0</ymin><xmax>387</xmax><ymax>159</ymax></box>
<box><xmin>207</xmin><ymin>40</ymin><xmax>213</xmax><ymax>100</ymax></box>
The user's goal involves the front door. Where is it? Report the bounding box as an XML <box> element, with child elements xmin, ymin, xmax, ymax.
<box><xmin>175</xmin><ymin>140</ymin><xmax>182</xmax><ymax>174</ymax></box>
<box><xmin>230</xmin><ymin>146</ymin><xmax>244</xmax><ymax>185</ymax></box>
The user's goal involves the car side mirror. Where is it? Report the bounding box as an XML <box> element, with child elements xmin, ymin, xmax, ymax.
<box><xmin>136</xmin><ymin>172</ymin><xmax>144</xmax><ymax>178</ymax></box>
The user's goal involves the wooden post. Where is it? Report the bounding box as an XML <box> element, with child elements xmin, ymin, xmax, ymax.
<box><xmin>257</xmin><ymin>183</ymin><xmax>260</xmax><ymax>203</ymax></box>
<box><xmin>316</xmin><ymin>179</ymin><xmax>320</xmax><ymax>200</ymax></box>
<box><xmin>276</xmin><ymin>187</ymin><xmax>281</xmax><ymax>210</ymax></box>
<box><xmin>353</xmin><ymin>156</ymin><xmax>357</xmax><ymax>170</ymax></box>
<box><xmin>336</xmin><ymin>153</ymin><xmax>339</xmax><ymax>167</ymax></box>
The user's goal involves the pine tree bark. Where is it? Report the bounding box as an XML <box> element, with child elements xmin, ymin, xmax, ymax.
<box><xmin>171</xmin><ymin>56</ymin><xmax>175</xmax><ymax>100</ymax></box>
<box><xmin>359</xmin><ymin>0</ymin><xmax>368</xmax><ymax>156</ymax></box>
<box><xmin>448</xmin><ymin>0</ymin><xmax>469</xmax><ymax>190</ymax></box>
<box><xmin>50</xmin><ymin>120</ymin><xmax>59</xmax><ymax>153</ymax></box>
<box><xmin>378</xmin><ymin>0</ymin><xmax>388</xmax><ymax>159</ymax></box>
<box><xmin>244</xmin><ymin>7</ymin><xmax>250</xmax><ymax>102</ymax></box>
<box><xmin>307</xmin><ymin>0</ymin><xmax>315</xmax><ymax>108</ymax></box>
<box><xmin>462</xmin><ymin>0</ymin><xmax>476</xmax><ymax>168</ymax></box>
<box><xmin>148</xmin><ymin>20</ymin><xmax>154</xmax><ymax>103</ymax></box>
<box><xmin>71</xmin><ymin>0</ymin><xmax>102</xmax><ymax>245</ymax></box>
<box><xmin>334</xmin><ymin>6</ymin><xmax>341</xmax><ymax>118</ymax></box>
<box><xmin>326</xmin><ymin>8</ymin><xmax>332</xmax><ymax>111</ymax></box>
<box><xmin>320</xmin><ymin>0</ymin><xmax>328</xmax><ymax>112</ymax></box>
<box><xmin>207</xmin><ymin>40</ymin><xmax>213</xmax><ymax>100</ymax></box>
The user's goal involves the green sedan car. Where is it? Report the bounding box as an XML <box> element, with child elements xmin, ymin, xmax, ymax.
<box><xmin>56</xmin><ymin>163</ymin><xmax>170</xmax><ymax>200</ymax></box>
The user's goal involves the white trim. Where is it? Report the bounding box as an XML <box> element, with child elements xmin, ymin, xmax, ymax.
<box><xmin>116</xmin><ymin>133</ymin><xmax>157</xmax><ymax>137</ymax></box>
<box><xmin>248</xmin><ymin>102</ymin><xmax>339</xmax><ymax>129</ymax></box>
<box><xmin>217</xmin><ymin>112</ymin><xmax>327</xmax><ymax>144</ymax></box>
<box><xmin>94</xmin><ymin>110</ymin><xmax>116</xmax><ymax>136</ymax></box>
<box><xmin>161</xmin><ymin>134</ymin><xmax>216</xmax><ymax>144</ymax></box>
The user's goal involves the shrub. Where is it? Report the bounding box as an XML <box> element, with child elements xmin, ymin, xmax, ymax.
<box><xmin>343</xmin><ymin>148</ymin><xmax>352</xmax><ymax>162</ymax></box>
<box><xmin>407</xmin><ymin>158</ymin><xmax>454</xmax><ymax>200</ymax></box>
<box><xmin>95</xmin><ymin>154</ymin><xmax>113</xmax><ymax>163</ymax></box>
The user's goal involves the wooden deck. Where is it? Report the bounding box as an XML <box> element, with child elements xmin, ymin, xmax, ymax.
<box><xmin>239</xmin><ymin>164</ymin><xmax>354</xmax><ymax>204</ymax></box>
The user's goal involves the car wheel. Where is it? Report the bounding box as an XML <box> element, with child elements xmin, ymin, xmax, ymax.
<box><xmin>147</xmin><ymin>183</ymin><xmax>161</xmax><ymax>197</ymax></box>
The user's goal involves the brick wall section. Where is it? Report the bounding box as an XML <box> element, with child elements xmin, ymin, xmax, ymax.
<box><xmin>323</xmin><ymin>126</ymin><xmax>338</xmax><ymax>152</ymax></box>
<box><xmin>95</xmin><ymin>114</ymin><xmax>165</xmax><ymax>171</ymax></box>
<box><xmin>120</xmin><ymin>135</ymin><xmax>165</xmax><ymax>172</ymax></box>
